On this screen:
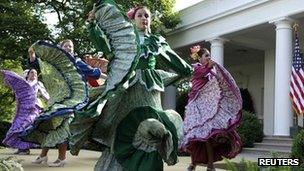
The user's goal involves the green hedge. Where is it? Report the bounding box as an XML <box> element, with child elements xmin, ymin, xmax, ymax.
<box><xmin>291</xmin><ymin>129</ymin><xmax>304</xmax><ymax>166</ymax></box>
<box><xmin>237</xmin><ymin>110</ymin><xmax>264</xmax><ymax>147</ymax></box>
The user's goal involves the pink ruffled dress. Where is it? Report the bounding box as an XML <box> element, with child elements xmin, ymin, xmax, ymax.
<box><xmin>180</xmin><ymin>62</ymin><xmax>242</xmax><ymax>164</ymax></box>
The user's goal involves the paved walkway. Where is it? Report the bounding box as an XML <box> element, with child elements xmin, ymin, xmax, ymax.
<box><xmin>0</xmin><ymin>148</ymin><xmax>259</xmax><ymax>171</ymax></box>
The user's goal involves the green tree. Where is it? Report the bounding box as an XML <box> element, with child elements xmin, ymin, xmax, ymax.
<box><xmin>29</xmin><ymin>0</ymin><xmax>180</xmax><ymax>54</ymax></box>
<box><xmin>0</xmin><ymin>0</ymin><xmax>51</xmax><ymax>63</ymax></box>
<box><xmin>27</xmin><ymin>0</ymin><xmax>95</xmax><ymax>55</ymax></box>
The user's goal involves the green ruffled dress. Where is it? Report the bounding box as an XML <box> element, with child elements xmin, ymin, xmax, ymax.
<box><xmin>69</xmin><ymin>0</ymin><xmax>192</xmax><ymax>170</ymax></box>
<box><xmin>21</xmin><ymin>41</ymin><xmax>89</xmax><ymax>148</ymax></box>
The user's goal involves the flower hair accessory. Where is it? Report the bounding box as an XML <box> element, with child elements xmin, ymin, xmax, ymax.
<box><xmin>127</xmin><ymin>6</ymin><xmax>140</xmax><ymax>20</ymax></box>
<box><xmin>190</xmin><ymin>45</ymin><xmax>201</xmax><ymax>60</ymax></box>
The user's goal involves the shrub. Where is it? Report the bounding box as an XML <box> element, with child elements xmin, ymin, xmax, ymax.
<box><xmin>291</xmin><ymin>129</ymin><xmax>304</xmax><ymax>165</ymax></box>
<box><xmin>237</xmin><ymin>110</ymin><xmax>264</xmax><ymax>147</ymax></box>
<box><xmin>224</xmin><ymin>157</ymin><xmax>302</xmax><ymax>171</ymax></box>
<box><xmin>0</xmin><ymin>156</ymin><xmax>23</xmax><ymax>171</ymax></box>
<box><xmin>0</xmin><ymin>121</ymin><xmax>11</xmax><ymax>146</ymax></box>
<box><xmin>224</xmin><ymin>157</ymin><xmax>258</xmax><ymax>171</ymax></box>
<box><xmin>240</xmin><ymin>88</ymin><xmax>255</xmax><ymax>113</ymax></box>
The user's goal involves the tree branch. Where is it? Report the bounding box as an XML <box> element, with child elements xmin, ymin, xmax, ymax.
<box><xmin>44</xmin><ymin>2</ymin><xmax>62</xmax><ymax>24</ymax></box>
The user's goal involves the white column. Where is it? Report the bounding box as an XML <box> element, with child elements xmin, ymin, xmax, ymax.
<box><xmin>263</xmin><ymin>49</ymin><xmax>275</xmax><ymax>136</ymax></box>
<box><xmin>270</xmin><ymin>17</ymin><xmax>294</xmax><ymax>136</ymax></box>
<box><xmin>163</xmin><ymin>86</ymin><xmax>177</xmax><ymax>110</ymax></box>
<box><xmin>209</xmin><ymin>38</ymin><xmax>226</xmax><ymax>66</ymax></box>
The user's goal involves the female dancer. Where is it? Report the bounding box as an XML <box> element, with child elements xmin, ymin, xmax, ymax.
<box><xmin>180</xmin><ymin>45</ymin><xmax>242</xmax><ymax>171</ymax></box>
<box><xmin>28</xmin><ymin>39</ymin><xmax>105</xmax><ymax>167</ymax></box>
<box><xmin>70</xmin><ymin>2</ymin><xmax>192</xmax><ymax>171</ymax></box>
<box><xmin>1</xmin><ymin>69</ymin><xmax>49</xmax><ymax>155</ymax></box>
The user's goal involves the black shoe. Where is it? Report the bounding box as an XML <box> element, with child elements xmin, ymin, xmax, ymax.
<box><xmin>187</xmin><ymin>164</ymin><xmax>196</xmax><ymax>171</ymax></box>
<box><xmin>14</xmin><ymin>149</ymin><xmax>30</xmax><ymax>155</ymax></box>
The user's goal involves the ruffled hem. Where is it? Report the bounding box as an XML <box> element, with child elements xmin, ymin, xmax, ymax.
<box><xmin>33</xmin><ymin>41</ymin><xmax>89</xmax><ymax>119</ymax></box>
<box><xmin>114</xmin><ymin>106</ymin><xmax>178</xmax><ymax>171</ymax></box>
<box><xmin>2</xmin><ymin>136</ymin><xmax>38</xmax><ymax>149</ymax></box>
<box><xmin>93</xmin><ymin>0</ymin><xmax>140</xmax><ymax>99</ymax></box>
<box><xmin>3</xmin><ymin>114</ymin><xmax>39</xmax><ymax>149</ymax></box>
<box><xmin>186</xmin><ymin>129</ymin><xmax>242</xmax><ymax>164</ymax></box>
<box><xmin>41</xmin><ymin>117</ymin><xmax>71</xmax><ymax>148</ymax></box>
<box><xmin>21</xmin><ymin>116</ymin><xmax>71</xmax><ymax>147</ymax></box>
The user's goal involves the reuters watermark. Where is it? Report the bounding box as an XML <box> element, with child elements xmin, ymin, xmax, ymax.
<box><xmin>258</xmin><ymin>158</ymin><xmax>300</xmax><ymax>166</ymax></box>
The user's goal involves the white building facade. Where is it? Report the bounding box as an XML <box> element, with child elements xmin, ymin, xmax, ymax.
<box><xmin>163</xmin><ymin>0</ymin><xmax>304</xmax><ymax>136</ymax></box>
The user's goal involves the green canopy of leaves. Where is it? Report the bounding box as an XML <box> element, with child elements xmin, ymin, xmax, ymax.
<box><xmin>0</xmin><ymin>0</ymin><xmax>51</xmax><ymax>62</ymax></box>
<box><xmin>0</xmin><ymin>0</ymin><xmax>181</xmax><ymax>122</ymax></box>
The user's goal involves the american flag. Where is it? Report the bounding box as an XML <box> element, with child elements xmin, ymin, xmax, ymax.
<box><xmin>290</xmin><ymin>33</ymin><xmax>304</xmax><ymax>115</ymax></box>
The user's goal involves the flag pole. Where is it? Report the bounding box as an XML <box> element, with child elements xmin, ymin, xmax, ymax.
<box><xmin>291</xmin><ymin>23</ymin><xmax>300</xmax><ymax>136</ymax></box>
<box><xmin>294</xmin><ymin>23</ymin><xmax>303</xmax><ymax>117</ymax></box>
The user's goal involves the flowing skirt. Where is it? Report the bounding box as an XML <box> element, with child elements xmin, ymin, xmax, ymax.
<box><xmin>74</xmin><ymin>82</ymin><xmax>182</xmax><ymax>171</ymax></box>
<box><xmin>1</xmin><ymin>70</ymin><xmax>40</xmax><ymax>149</ymax></box>
<box><xmin>180</xmin><ymin>64</ymin><xmax>242</xmax><ymax>164</ymax></box>
<box><xmin>2</xmin><ymin>105</ymin><xmax>40</xmax><ymax>149</ymax></box>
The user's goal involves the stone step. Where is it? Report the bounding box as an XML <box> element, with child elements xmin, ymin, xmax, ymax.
<box><xmin>242</xmin><ymin>148</ymin><xmax>291</xmax><ymax>158</ymax></box>
<box><xmin>253</xmin><ymin>143</ymin><xmax>292</xmax><ymax>151</ymax></box>
<box><xmin>261</xmin><ymin>136</ymin><xmax>293</xmax><ymax>144</ymax></box>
